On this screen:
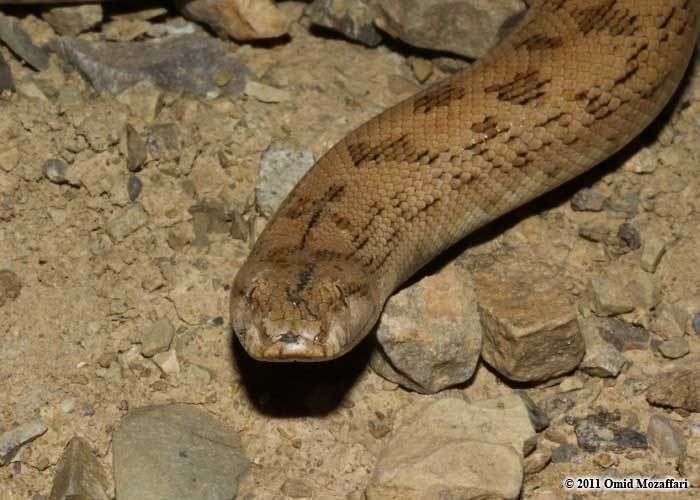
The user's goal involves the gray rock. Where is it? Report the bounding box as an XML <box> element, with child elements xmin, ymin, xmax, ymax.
<box><xmin>0</xmin><ymin>269</ymin><xmax>22</xmax><ymax>307</ymax></box>
<box><xmin>0</xmin><ymin>419</ymin><xmax>47</xmax><ymax>465</ymax></box>
<box><xmin>518</xmin><ymin>392</ymin><xmax>549</xmax><ymax>432</ymax></box>
<box><xmin>42</xmin><ymin>159</ymin><xmax>67</xmax><ymax>184</ymax></box>
<box><xmin>365</xmin><ymin>396</ymin><xmax>535</xmax><ymax>500</ymax></box>
<box><xmin>647</xmin><ymin>369</ymin><xmax>700</xmax><ymax>412</ymax></box>
<box><xmin>693</xmin><ymin>312</ymin><xmax>700</xmax><ymax>335</ymax></box>
<box><xmin>51</xmin><ymin>35</ymin><xmax>248</xmax><ymax>97</ymax></box>
<box><xmin>580</xmin><ymin>326</ymin><xmax>626</xmax><ymax>378</ymax></box>
<box><xmin>473</xmin><ymin>254</ymin><xmax>584</xmax><ymax>382</ymax></box>
<box><xmin>127</xmin><ymin>175</ymin><xmax>142</xmax><ymax>202</ymax></box>
<box><xmin>126</xmin><ymin>124</ymin><xmax>147</xmax><ymax>173</ymax></box>
<box><xmin>43</xmin><ymin>5</ymin><xmax>103</xmax><ymax>36</ymax></box>
<box><xmin>0</xmin><ymin>51</ymin><xmax>13</xmax><ymax>92</ymax></box>
<box><xmin>305</xmin><ymin>0</ymin><xmax>382</xmax><ymax>46</ymax></box>
<box><xmin>375</xmin><ymin>0</ymin><xmax>526</xmax><ymax>59</ymax></box>
<box><xmin>617</xmin><ymin>222</ymin><xmax>641</xmax><ymax>251</ymax></box>
<box><xmin>574</xmin><ymin>410</ymin><xmax>647</xmax><ymax>452</ymax></box>
<box><xmin>48</xmin><ymin>437</ymin><xmax>110</xmax><ymax>500</ymax></box>
<box><xmin>604</xmin><ymin>190</ymin><xmax>639</xmax><ymax>217</ymax></box>
<box><xmin>600</xmin><ymin>319</ymin><xmax>649</xmax><ymax>352</ymax></box>
<box><xmin>640</xmin><ymin>237</ymin><xmax>667</xmax><ymax>273</ymax></box>
<box><xmin>570</xmin><ymin>188</ymin><xmax>607</xmax><ymax>212</ymax></box>
<box><xmin>256</xmin><ymin>145</ymin><xmax>315</xmax><ymax>218</ymax></box>
<box><xmin>113</xmin><ymin>404</ymin><xmax>249</xmax><ymax>500</ymax></box>
<box><xmin>141</xmin><ymin>318</ymin><xmax>175</xmax><ymax>357</ymax></box>
<box><xmin>0</xmin><ymin>13</ymin><xmax>49</xmax><ymax>70</ymax></box>
<box><xmin>658</xmin><ymin>337</ymin><xmax>690</xmax><ymax>359</ymax></box>
<box><xmin>550</xmin><ymin>444</ymin><xmax>579</xmax><ymax>464</ymax></box>
<box><xmin>589</xmin><ymin>266</ymin><xmax>657</xmax><ymax>316</ymax></box>
<box><xmin>105</xmin><ymin>204</ymin><xmax>149</xmax><ymax>242</ymax></box>
<box><xmin>146</xmin><ymin>123</ymin><xmax>181</xmax><ymax>163</ymax></box>
<box><xmin>370</xmin><ymin>264</ymin><xmax>482</xmax><ymax>393</ymax></box>
<box><xmin>647</xmin><ymin>415</ymin><xmax>686</xmax><ymax>458</ymax></box>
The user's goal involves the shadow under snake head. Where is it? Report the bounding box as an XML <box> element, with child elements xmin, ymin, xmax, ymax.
<box><xmin>230</xmin><ymin>258</ymin><xmax>381</xmax><ymax>361</ymax></box>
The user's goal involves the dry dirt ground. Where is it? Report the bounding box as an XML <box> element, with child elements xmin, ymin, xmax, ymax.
<box><xmin>1</xmin><ymin>4</ymin><xmax>699</xmax><ymax>499</ymax></box>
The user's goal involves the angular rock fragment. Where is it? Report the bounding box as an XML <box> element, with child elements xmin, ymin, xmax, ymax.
<box><xmin>472</xmin><ymin>254</ymin><xmax>584</xmax><ymax>382</ymax></box>
<box><xmin>0</xmin><ymin>52</ymin><xmax>13</xmax><ymax>91</ymax></box>
<box><xmin>51</xmin><ymin>35</ymin><xmax>248</xmax><ymax>97</ymax></box>
<box><xmin>375</xmin><ymin>0</ymin><xmax>526</xmax><ymax>59</ymax></box>
<box><xmin>574</xmin><ymin>410</ymin><xmax>647</xmax><ymax>453</ymax></box>
<box><xmin>370</xmin><ymin>264</ymin><xmax>482</xmax><ymax>393</ymax></box>
<box><xmin>579</xmin><ymin>318</ymin><xmax>627</xmax><ymax>378</ymax></box>
<box><xmin>0</xmin><ymin>269</ymin><xmax>21</xmax><ymax>307</ymax></box>
<box><xmin>176</xmin><ymin>0</ymin><xmax>290</xmax><ymax>41</ymax></box>
<box><xmin>646</xmin><ymin>369</ymin><xmax>700</xmax><ymax>412</ymax></box>
<box><xmin>42</xmin><ymin>4</ymin><xmax>103</xmax><ymax>36</ymax></box>
<box><xmin>647</xmin><ymin>414</ymin><xmax>686</xmax><ymax>458</ymax></box>
<box><xmin>589</xmin><ymin>266</ymin><xmax>657</xmax><ymax>316</ymax></box>
<box><xmin>49</xmin><ymin>437</ymin><xmax>110</xmax><ymax>500</ymax></box>
<box><xmin>366</xmin><ymin>396</ymin><xmax>535</xmax><ymax>500</ymax></box>
<box><xmin>113</xmin><ymin>404</ymin><xmax>249</xmax><ymax>500</ymax></box>
<box><xmin>305</xmin><ymin>0</ymin><xmax>382</xmax><ymax>46</ymax></box>
<box><xmin>0</xmin><ymin>419</ymin><xmax>47</xmax><ymax>465</ymax></box>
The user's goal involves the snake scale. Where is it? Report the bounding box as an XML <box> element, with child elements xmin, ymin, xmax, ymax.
<box><xmin>231</xmin><ymin>0</ymin><xmax>699</xmax><ymax>361</ymax></box>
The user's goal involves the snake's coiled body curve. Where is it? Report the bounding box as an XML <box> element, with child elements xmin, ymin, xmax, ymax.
<box><xmin>231</xmin><ymin>0</ymin><xmax>699</xmax><ymax>361</ymax></box>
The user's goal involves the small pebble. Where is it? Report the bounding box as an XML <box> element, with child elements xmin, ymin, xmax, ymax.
<box><xmin>141</xmin><ymin>318</ymin><xmax>175</xmax><ymax>357</ymax></box>
<box><xmin>640</xmin><ymin>237</ymin><xmax>666</xmax><ymax>273</ymax></box>
<box><xmin>0</xmin><ymin>269</ymin><xmax>22</xmax><ymax>307</ymax></box>
<box><xmin>127</xmin><ymin>174</ymin><xmax>142</xmax><ymax>201</ymax></box>
<box><xmin>618</xmin><ymin>223</ymin><xmax>641</xmax><ymax>250</ymax></box>
<box><xmin>408</xmin><ymin>56</ymin><xmax>433</xmax><ymax>83</ymax></box>
<box><xmin>126</xmin><ymin>124</ymin><xmax>147</xmax><ymax>172</ymax></box>
<box><xmin>658</xmin><ymin>337</ymin><xmax>690</xmax><ymax>359</ymax></box>
<box><xmin>571</xmin><ymin>188</ymin><xmax>606</xmax><ymax>212</ymax></box>
<box><xmin>281</xmin><ymin>478</ymin><xmax>313</xmax><ymax>498</ymax></box>
<box><xmin>42</xmin><ymin>158</ymin><xmax>67</xmax><ymax>184</ymax></box>
<box><xmin>693</xmin><ymin>313</ymin><xmax>700</xmax><ymax>335</ymax></box>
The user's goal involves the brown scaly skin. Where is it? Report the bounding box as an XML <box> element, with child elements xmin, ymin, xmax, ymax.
<box><xmin>231</xmin><ymin>0</ymin><xmax>699</xmax><ymax>361</ymax></box>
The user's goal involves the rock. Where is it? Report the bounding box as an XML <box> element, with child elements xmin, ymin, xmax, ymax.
<box><xmin>375</xmin><ymin>0</ymin><xmax>526</xmax><ymax>59</ymax></box>
<box><xmin>369</xmin><ymin>264</ymin><xmax>482</xmax><ymax>393</ymax></box>
<box><xmin>624</xmin><ymin>146</ymin><xmax>657</xmax><ymax>174</ymax></box>
<box><xmin>65</xmin><ymin>151</ymin><xmax>127</xmax><ymax>202</ymax></box>
<box><xmin>518</xmin><ymin>392</ymin><xmax>550</xmax><ymax>432</ymax></box>
<box><xmin>646</xmin><ymin>415</ymin><xmax>686</xmax><ymax>458</ymax></box>
<box><xmin>304</xmin><ymin>0</ymin><xmax>382</xmax><ymax>46</ymax></box>
<box><xmin>48</xmin><ymin>437</ymin><xmax>110</xmax><ymax>500</ymax></box>
<box><xmin>579</xmin><ymin>320</ymin><xmax>626</xmax><ymax>378</ymax></box>
<box><xmin>679</xmin><ymin>438</ymin><xmax>700</xmax><ymax>487</ymax></box>
<box><xmin>127</xmin><ymin>175</ymin><xmax>142</xmax><ymax>202</ymax></box>
<box><xmin>256</xmin><ymin>145</ymin><xmax>315</xmax><ymax>218</ymax></box>
<box><xmin>640</xmin><ymin>237</ymin><xmax>667</xmax><ymax>273</ymax></box>
<box><xmin>617</xmin><ymin>222</ymin><xmax>641</xmax><ymax>251</ymax></box>
<box><xmin>574</xmin><ymin>410</ymin><xmax>647</xmax><ymax>453</ymax></box>
<box><xmin>647</xmin><ymin>369</ymin><xmax>700</xmax><ymax>412</ymax></box>
<box><xmin>51</xmin><ymin>35</ymin><xmax>248</xmax><ymax>97</ymax></box>
<box><xmin>0</xmin><ymin>419</ymin><xmax>48</xmax><ymax>466</ymax></box>
<box><xmin>176</xmin><ymin>0</ymin><xmax>290</xmax><ymax>41</ymax></box>
<box><xmin>651</xmin><ymin>302</ymin><xmax>688</xmax><ymax>339</ymax></box>
<box><xmin>113</xmin><ymin>404</ymin><xmax>249</xmax><ymax>500</ymax></box>
<box><xmin>103</xmin><ymin>18</ymin><xmax>152</xmax><ymax>42</ymax></box>
<box><xmin>42</xmin><ymin>159</ymin><xmax>67</xmax><ymax>184</ymax></box>
<box><xmin>408</xmin><ymin>57</ymin><xmax>433</xmax><ymax>83</ymax></box>
<box><xmin>550</xmin><ymin>444</ymin><xmax>579</xmax><ymax>464</ymax></box>
<box><xmin>600</xmin><ymin>319</ymin><xmax>649</xmax><ymax>351</ymax></box>
<box><xmin>105</xmin><ymin>204</ymin><xmax>149</xmax><ymax>242</ymax></box>
<box><xmin>42</xmin><ymin>5</ymin><xmax>103</xmax><ymax>36</ymax></box>
<box><xmin>604</xmin><ymin>189</ymin><xmax>639</xmax><ymax>217</ymax></box>
<box><xmin>244</xmin><ymin>80</ymin><xmax>291</xmax><ymax>103</ymax></box>
<box><xmin>280</xmin><ymin>478</ymin><xmax>313</xmax><ymax>498</ymax></box>
<box><xmin>125</xmin><ymin>125</ymin><xmax>147</xmax><ymax>173</ymax></box>
<box><xmin>117</xmin><ymin>80</ymin><xmax>163</xmax><ymax>123</ymax></box>
<box><xmin>152</xmin><ymin>349</ymin><xmax>180</xmax><ymax>376</ymax></box>
<box><xmin>141</xmin><ymin>318</ymin><xmax>175</xmax><ymax>357</ymax></box>
<box><xmin>472</xmin><ymin>253</ymin><xmax>584</xmax><ymax>382</ymax></box>
<box><xmin>693</xmin><ymin>313</ymin><xmax>700</xmax><ymax>335</ymax></box>
<box><xmin>570</xmin><ymin>187</ymin><xmax>607</xmax><ymax>212</ymax></box>
<box><xmin>365</xmin><ymin>396</ymin><xmax>535</xmax><ymax>500</ymax></box>
<box><xmin>0</xmin><ymin>52</ymin><xmax>13</xmax><ymax>92</ymax></box>
<box><xmin>145</xmin><ymin>123</ymin><xmax>181</xmax><ymax>164</ymax></box>
<box><xmin>589</xmin><ymin>266</ymin><xmax>657</xmax><ymax>316</ymax></box>
<box><xmin>0</xmin><ymin>144</ymin><xmax>19</xmax><ymax>172</ymax></box>
<box><xmin>0</xmin><ymin>13</ymin><xmax>49</xmax><ymax>70</ymax></box>
<box><xmin>523</xmin><ymin>448</ymin><xmax>551</xmax><ymax>475</ymax></box>
<box><xmin>658</xmin><ymin>337</ymin><xmax>690</xmax><ymax>359</ymax></box>
<box><xmin>0</xmin><ymin>269</ymin><xmax>22</xmax><ymax>307</ymax></box>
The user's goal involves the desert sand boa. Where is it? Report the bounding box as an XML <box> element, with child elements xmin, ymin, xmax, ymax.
<box><xmin>231</xmin><ymin>0</ymin><xmax>698</xmax><ymax>361</ymax></box>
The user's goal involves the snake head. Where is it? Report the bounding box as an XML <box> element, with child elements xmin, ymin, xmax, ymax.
<box><xmin>230</xmin><ymin>259</ymin><xmax>380</xmax><ymax>361</ymax></box>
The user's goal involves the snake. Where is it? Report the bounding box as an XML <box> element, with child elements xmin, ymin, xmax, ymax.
<box><xmin>230</xmin><ymin>0</ymin><xmax>699</xmax><ymax>361</ymax></box>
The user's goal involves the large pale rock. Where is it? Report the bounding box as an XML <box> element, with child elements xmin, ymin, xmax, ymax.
<box><xmin>366</xmin><ymin>395</ymin><xmax>535</xmax><ymax>500</ymax></box>
<box><xmin>375</xmin><ymin>0</ymin><xmax>526</xmax><ymax>59</ymax></box>
<box><xmin>589</xmin><ymin>266</ymin><xmax>658</xmax><ymax>316</ymax></box>
<box><xmin>370</xmin><ymin>263</ymin><xmax>482</xmax><ymax>393</ymax></box>
<box><xmin>472</xmin><ymin>253</ymin><xmax>584</xmax><ymax>382</ymax></box>
<box><xmin>113</xmin><ymin>404</ymin><xmax>249</xmax><ymax>500</ymax></box>
<box><xmin>176</xmin><ymin>0</ymin><xmax>290</xmax><ymax>41</ymax></box>
<box><xmin>42</xmin><ymin>4</ymin><xmax>103</xmax><ymax>36</ymax></box>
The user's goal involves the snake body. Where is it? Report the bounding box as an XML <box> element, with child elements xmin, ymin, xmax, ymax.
<box><xmin>231</xmin><ymin>0</ymin><xmax>699</xmax><ymax>361</ymax></box>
